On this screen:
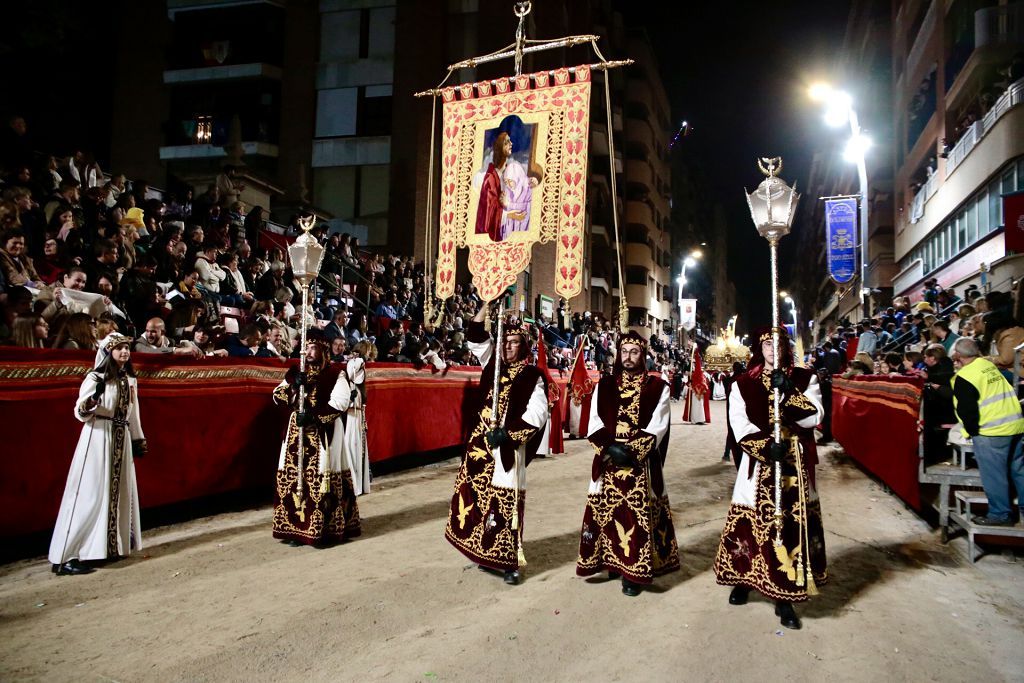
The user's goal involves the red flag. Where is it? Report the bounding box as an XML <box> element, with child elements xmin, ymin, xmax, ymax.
<box><xmin>1004</xmin><ymin>191</ymin><xmax>1024</xmax><ymax>253</ymax></box>
<box><xmin>567</xmin><ymin>338</ymin><xmax>594</xmax><ymax>436</ymax></box>
<box><xmin>536</xmin><ymin>333</ymin><xmax>564</xmax><ymax>454</ymax></box>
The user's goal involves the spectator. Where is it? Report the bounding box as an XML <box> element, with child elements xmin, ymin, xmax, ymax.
<box><xmin>950</xmin><ymin>338</ymin><xmax>1024</xmax><ymax>526</ymax></box>
<box><xmin>11</xmin><ymin>314</ymin><xmax>48</xmax><ymax>348</ymax></box>
<box><xmin>922</xmin><ymin>343</ymin><xmax>956</xmax><ymax>463</ymax></box>
<box><xmin>224</xmin><ymin>323</ymin><xmax>262</xmax><ymax>357</ymax></box>
<box><xmin>215</xmin><ymin>165</ymin><xmax>245</xmax><ymax>208</ymax></box>
<box><xmin>43</xmin><ymin>178</ymin><xmax>80</xmax><ymax>224</ymax></box>
<box><xmin>134</xmin><ymin>318</ymin><xmax>200</xmax><ymax>357</ymax></box>
<box><xmin>879</xmin><ymin>352</ymin><xmax>904</xmax><ymax>375</ymax></box>
<box><xmin>857</xmin><ymin>321</ymin><xmax>877</xmax><ymax>357</ymax></box>
<box><xmin>979</xmin><ymin>308</ymin><xmax>1024</xmax><ymax>381</ymax></box>
<box><xmin>184</xmin><ymin>325</ymin><xmax>227</xmax><ymax>357</ymax></box>
<box><xmin>218</xmin><ymin>251</ymin><xmax>254</xmax><ymax>308</ymax></box>
<box><xmin>375</xmin><ymin>291</ymin><xmax>400</xmax><ymax>319</ymax></box>
<box><xmin>52</xmin><ymin>312</ymin><xmax>97</xmax><ymax>350</ymax></box>
<box><xmin>0</xmin><ymin>228</ymin><xmax>40</xmax><ymax>287</ymax></box>
<box><xmin>324</xmin><ymin>308</ymin><xmax>349</xmax><ymax>342</ymax></box>
<box><xmin>329</xmin><ymin>336</ymin><xmax>348</xmax><ymax>362</ymax></box>
<box><xmin>930</xmin><ymin>319</ymin><xmax>960</xmax><ymax>354</ymax></box>
<box><xmin>84</xmin><ymin>239</ymin><xmax>120</xmax><ymax>292</ymax></box>
<box><xmin>35</xmin><ymin>237</ymin><xmax>68</xmax><ymax>284</ymax></box>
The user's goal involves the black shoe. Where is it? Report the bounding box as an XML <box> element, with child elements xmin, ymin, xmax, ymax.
<box><xmin>54</xmin><ymin>559</ymin><xmax>94</xmax><ymax>576</ymax></box>
<box><xmin>775</xmin><ymin>601</ymin><xmax>801</xmax><ymax>630</ymax></box>
<box><xmin>607</xmin><ymin>570</ymin><xmax>621</xmax><ymax>580</ymax></box>
<box><xmin>816</xmin><ymin>437</ymin><xmax>832</xmax><ymax>445</ymax></box>
<box><xmin>971</xmin><ymin>515</ymin><xmax>1014</xmax><ymax>526</ymax></box>
<box><xmin>287</xmin><ymin>540</ymin><xmax>303</xmax><ymax>547</ymax></box>
<box><xmin>503</xmin><ymin>570</ymin><xmax>520</xmax><ymax>585</ymax></box>
<box><xmin>728</xmin><ymin>585</ymin><xmax>749</xmax><ymax>605</ymax></box>
<box><xmin>621</xmin><ymin>579</ymin><xmax>641</xmax><ymax>597</ymax></box>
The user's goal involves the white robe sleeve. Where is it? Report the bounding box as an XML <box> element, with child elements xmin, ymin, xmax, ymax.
<box><xmin>586</xmin><ymin>381</ymin><xmax>603</xmax><ymax>438</ymax></box>
<box><xmin>74</xmin><ymin>373</ymin><xmax>102</xmax><ymax>422</ymax></box>
<box><xmin>271</xmin><ymin>379</ymin><xmax>290</xmax><ymax>406</ymax></box>
<box><xmin>794</xmin><ymin>374</ymin><xmax>824</xmax><ymax>428</ymax></box>
<box><xmin>328</xmin><ymin>373</ymin><xmax>353</xmax><ymax>413</ymax></box>
<box><xmin>728</xmin><ymin>382</ymin><xmax>760</xmax><ymax>442</ymax></box>
<box><xmin>518</xmin><ymin>377</ymin><xmax>549</xmax><ymax>430</ymax></box>
<box><xmin>467</xmin><ymin>335</ymin><xmax>493</xmax><ymax>367</ymax></box>
<box><xmin>127</xmin><ymin>377</ymin><xmax>145</xmax><ymax>441</ymax></box>
<box><xmin>641</xmin><ymin>385</ymin><xmax>672</xmax><ymax>448</ymax></box>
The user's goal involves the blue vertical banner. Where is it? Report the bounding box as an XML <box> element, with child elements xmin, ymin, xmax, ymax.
<box><xmin>825</xmin><ymin>198</ymin><xmax>858</xmax><ymax>284</ymax></box>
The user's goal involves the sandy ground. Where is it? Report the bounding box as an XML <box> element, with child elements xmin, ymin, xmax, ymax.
<box><xmin>1</xmin><ymin>400</ymin><xmax>1022</xmax><ymax>682</ymax></box>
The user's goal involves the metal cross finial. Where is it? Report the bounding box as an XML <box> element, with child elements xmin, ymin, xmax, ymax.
<box><xmin>758</xmin><ymin>156</ymin><xmax>783</xmax><ymax>178</ymax></box>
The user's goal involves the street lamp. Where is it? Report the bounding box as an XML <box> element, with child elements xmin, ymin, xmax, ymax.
<box><xmin>287</xmin><ymin>215</ymin><xmax>325</xmax><ymax>499</ymax></box>
<box><xmin>810</xmin><ymin>82</ymin><xmax>871</xmax><ymax>319</ymax></box>
<box><xmin>677</xmin><ymin>249</ymin><xmax>701</xmax><ymax>343</ymax></box>
<box><xmin>745</xmin><ymin>156</ymin><xmax>799</xmax><ymax>548</ymax></box>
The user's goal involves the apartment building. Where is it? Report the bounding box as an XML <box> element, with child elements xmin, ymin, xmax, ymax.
<box><xmin>891</xmin><ymin>0</ymin><xmax>1024</xmax><ymax>300</ymax></box>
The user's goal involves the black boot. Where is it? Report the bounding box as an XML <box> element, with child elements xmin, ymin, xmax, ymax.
<box><xmin>775</xmin><ymin>601</ymin><xmax>802</xmax><ymax>629</ymax></box>
<box><xmin>503</xmin><ymin>570</ymin><xmax>520</xmax><ymax>585</ymax></box>
<box><xmin>607</xmin><ymin>570</ymin><xmax>621</xmax><ymax>580</ymax></box>
<box><xmin>54</xmin><ymin>559</ymin><xmax>94</xmax><ymax>576</ymax></box>
<box><xmin>728</xmin><ymin>585</ymin><xmax>749</xmax><ymax>605</ymax></box>
<box><xmin>621</xmin><ymin>578</ymin><xmax>641</xmax><ymax>597</ymax></box>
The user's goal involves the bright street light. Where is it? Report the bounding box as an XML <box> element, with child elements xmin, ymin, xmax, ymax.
<box><xmin>844</xmin><ymin>133</ymin><xmax>873</xmax><ymax>163</ymax></box>
<box><xmin>811</xmin><ymin>81</ymin><xmax>871</xmax><ymax>318</ymax></box>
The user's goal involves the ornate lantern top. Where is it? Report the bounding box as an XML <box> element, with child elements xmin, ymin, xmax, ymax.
<box><xmin>745</xmin><ymin>157</ymin><xmax>800</xmax><ymax>243</ymax></box>
<box><xmin>287</xmin><ymin>215</ymin><xmax>326</xmax><ymax>288</ymax></box>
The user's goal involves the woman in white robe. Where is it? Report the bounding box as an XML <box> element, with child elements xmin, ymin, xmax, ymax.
<box><xmin>49</xmin><ymin>333</ymin><xmax>146</xmax><ymax>575</ymax></box>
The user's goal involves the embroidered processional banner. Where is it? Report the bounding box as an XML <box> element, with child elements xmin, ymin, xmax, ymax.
<box><xmin>434</xmin><ymin>67</ymin><xmax>592</xmax><ymax>302</ymax></box>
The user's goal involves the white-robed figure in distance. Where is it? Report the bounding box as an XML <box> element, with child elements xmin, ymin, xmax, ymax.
<box><xmin>49</xmin><ymin>333</ymin><xmax>147</xmax><ymax>575</ymax></box>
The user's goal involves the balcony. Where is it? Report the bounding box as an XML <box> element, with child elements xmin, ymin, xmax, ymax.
<box><xmin>625</xmin><ymin>200</ymin><xmax>655</xmax><ymax>230</ymax></box>
<box><xmin>591</xmin><ymin>276</ymin><xmax>610</xmax><ymax>293</ymax></box>
<box><xmin>908</xmin><ymin>170</ymin><xmax>940</xmax><ymax>224</ymax></box>
<box><xmin>625</xmin><ymin>160</ymin><xmax>654</xmax><ymax>192</ymax></box>
<box><xmin>625</xmin><ymin>284</ymin><xmax>651</xmax><ymax>310</ymax></box>
<box><xmin>625</xmin><ymin>79</ymin><xmax>654</xmax><ymax>118</ymax></box>
<box><xmin>946</xmin><ymin>4</ymin><xmax>1024</xmax><ymax>114</ymax></box>
<box><xmin>625</xmin><ymin>242</ymin><xmax>654</xmax><ymax>271</ymax></box>
<box><xmin>625</xmin><ymin>118</ymin><xmax>654</xmax><ymax>156</ymax></box>
<box><xmin>946</xmin><ymin>77</ymin><xmax>1024</xmax><ymax>177</ymax></box>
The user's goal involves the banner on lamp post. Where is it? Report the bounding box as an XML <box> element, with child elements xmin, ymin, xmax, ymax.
<box><xmin>825</xmin><ymin>198</ymin><xmax>858</xmax><ymax>284</ymax></box>
<box><xmin>680</xmin><ymin>298</ymin><xmax>697</xmax><ymax>331</ymax></box>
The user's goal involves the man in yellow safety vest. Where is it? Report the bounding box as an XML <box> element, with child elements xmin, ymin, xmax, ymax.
<box><xmin>951</xmin><ymin>337</ymin><xmax>1024</xmax><ymax>526</ymax></box>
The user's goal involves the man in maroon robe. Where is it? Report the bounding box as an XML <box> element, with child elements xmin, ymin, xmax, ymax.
<box><xmin>445</xmin><ymin>303</ymin><xmax>548</xmax><ymax>585</ymax></box>
<box><xmin>576</xmin><ymin>331</ymin><xmax>680</xmax><ymax>596</ymax></box>
<box><xmin>714</xmin><ymin>327</ymin><xmax>827</xmax><ymax>629</ymax></box>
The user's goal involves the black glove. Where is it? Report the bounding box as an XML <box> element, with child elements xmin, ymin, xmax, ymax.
<box><xmin>295</xmin><ymin>411</ymin><xmax>313</xmax><ymax>427</ymax></box>
<box><xmin>605</xmin><ymin>442</ymin><xmax>632</xmax><ymax>467</ymax></box>
<box><xmin>768</xmin><ymin>442</ymin><xmax>788</xmax><ymax>464</ymax></box>
<box><xmin>131</xmin><ymin>439</ymin><xmax>148</xmax><ymax>459</ymax></box>
<box><xmin>485</xmin><ymin>427</ymin><xmax>509</xmax><ymax>448</ymax></box>
<box><xmin>292</xmin><ymin>371</ymin><xmax>307</xmax><ymax>388</ymax></box>
<box><xmin>350</xmin><ymin>389</ymin><xmax>359</xmax><ymax>404</ymax></box>
<box><xmin>770</xmin><ymin>369</ymin><xmax>792</xmax><ymax>393</ymax></box>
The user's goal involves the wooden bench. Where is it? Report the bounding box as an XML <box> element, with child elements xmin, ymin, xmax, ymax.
<box><xmin>948</xmin><ymin>491</ymin><xmax>1024</xmax><ymax>562</ymax></box>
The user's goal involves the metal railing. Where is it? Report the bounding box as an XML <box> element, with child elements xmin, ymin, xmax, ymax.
<box><xmin>946</xmin><ymin>77</ymin><xmax>1024</xmax><ymax>177</ymax></box>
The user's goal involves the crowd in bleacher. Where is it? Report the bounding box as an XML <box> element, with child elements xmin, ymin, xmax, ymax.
<box><xmin>0</xmin><ymin>114</ymin><xmax>643</xmax><ymax>372</ymax></box>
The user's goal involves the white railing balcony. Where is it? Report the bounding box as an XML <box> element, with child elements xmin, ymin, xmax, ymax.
<box><xmin>945</xmin><ymin>76</ymin><xmax>1024</xmax><ymax>177</ymax></box>
<box><xmin>909</xmin><ymin>169</ymin><xmax>939</xmax><ymax>224</ymax></box>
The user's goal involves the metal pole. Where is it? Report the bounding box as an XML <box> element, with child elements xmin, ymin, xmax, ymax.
<box><xmin>296</xmin><ymin>282</ymin><xmax>309</xmax><ymax>499</ymax></box>
<box><xmin>770</xmin><ymin>237</ymin><xmax>784</xmax><ymax>547</ymax></box>
<box><xmin>850</xmin><ymin>109</ymin><xmax>870</xmax><ymax>321</ymax></box>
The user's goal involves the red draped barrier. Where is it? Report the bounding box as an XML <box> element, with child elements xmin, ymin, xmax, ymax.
<box><xmin>0</xmin><ymin>349</ymin><xmax>588</xmax><ymax>539</ymax></box>
<box><xmin>832</xmin><ymin>375</ymin><xmax>924</xmax><ymax>511</ymax></box>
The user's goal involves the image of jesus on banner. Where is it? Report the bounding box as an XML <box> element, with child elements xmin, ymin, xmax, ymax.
<box><xmin>473</xmin><ymin>115</ymin><xmax>544</xmax><ymax>243</ymax></box>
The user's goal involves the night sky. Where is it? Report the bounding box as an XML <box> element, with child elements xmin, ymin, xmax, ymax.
<box><xmin>617</xmin><ymin>1</ymin><xmax>853</xmax><ymax>333</ymax></box>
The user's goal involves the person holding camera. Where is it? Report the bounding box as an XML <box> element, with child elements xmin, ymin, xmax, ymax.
<box><xmin>49</xmin><ymin>333</ymin><xmax>147</xmax><ymax>576</ymax></box>
<box><xmin>714</xmin><ymin>327</ymin><xmax>826</xmax><ymax>630</ymax></box>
